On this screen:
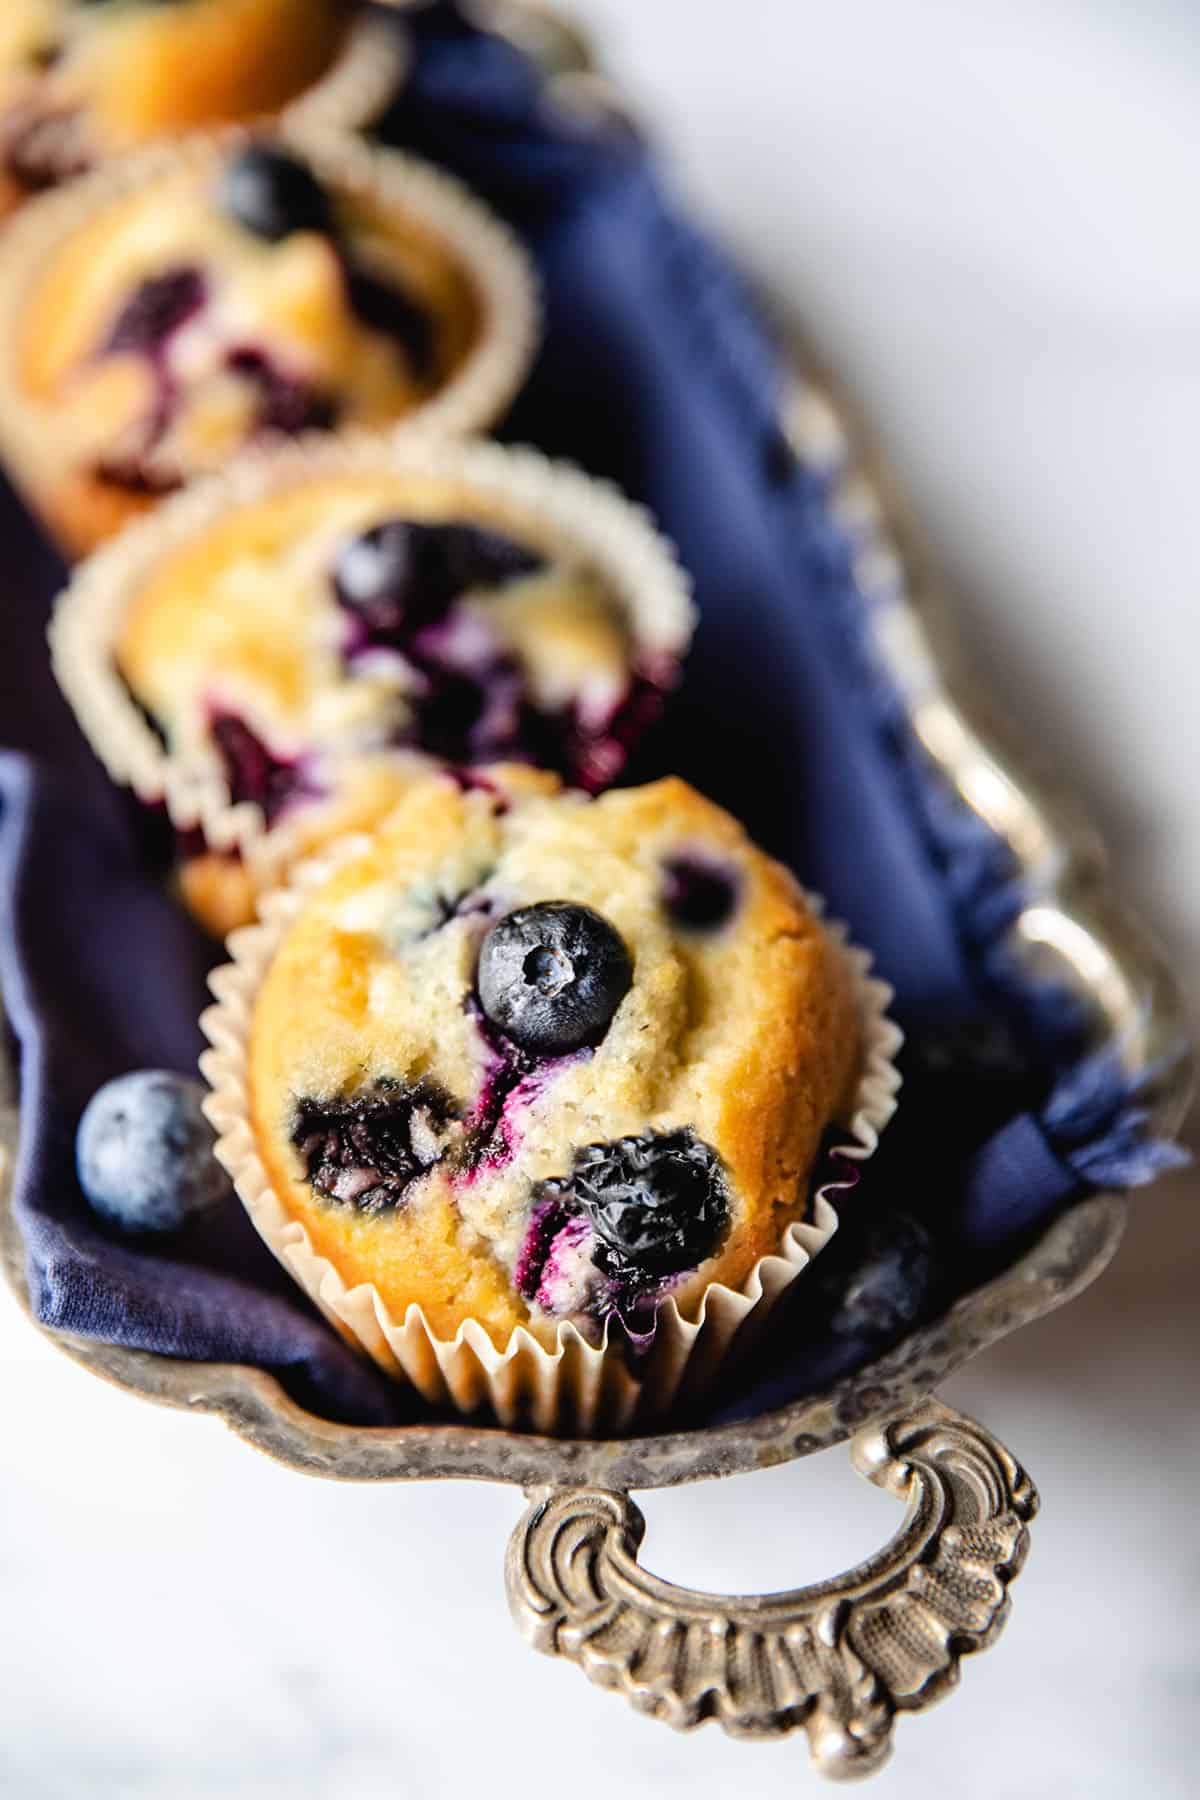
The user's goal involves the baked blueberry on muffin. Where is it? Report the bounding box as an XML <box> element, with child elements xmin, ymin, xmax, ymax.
<box><xmin>51</xmin><ymin>437</ymin><xmax>693</xmax><ymax>936</ymax></box>
<box><xmin>204</xmin><ymin>770</ymin><xmax>868</xmax><ymax>1392</ymax></box>
<box><xmin>0</xmin><ymin>1</ymin><xmax>396</xmax><ymax>215</ymax></box>
<box><xmin>0</xmin><ymin>131</ymin><xmax>537</xmax><ymax>552</ymax></box>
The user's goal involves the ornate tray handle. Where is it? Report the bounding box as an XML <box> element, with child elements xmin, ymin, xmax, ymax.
<box><xmin>506</xmin><ymin>1398</ymin><xmax>1037</xmax><ymax>1780</ymax></box>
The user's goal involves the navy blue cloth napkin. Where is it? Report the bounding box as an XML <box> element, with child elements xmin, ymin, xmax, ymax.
<box><xmin>0</xmin><ymin>7</ymin><xmax>1181</xmax><ymax>1429</ymax></box>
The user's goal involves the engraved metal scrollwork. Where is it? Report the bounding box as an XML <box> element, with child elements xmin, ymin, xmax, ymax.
<box><xmin>506</xmin><ymin>1399</ymin><xmax>1037</xmax><ymax>1780</ymax></box>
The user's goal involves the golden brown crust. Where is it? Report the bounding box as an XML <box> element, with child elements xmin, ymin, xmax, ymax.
<box><xmin>1</xmin><ymin>0</ymin><xmax>349</xmax><ymax>161</ymax></box>
<box><xmin>17</xmin><ymin>463</ymin><xmax>156</xmax><ymax>560</ymax></box>
<box><xmin>174</xmin><ymin>849</ymin><xmax>260</xmax><ymax>942</ymax></box>
<box><xmin>245</xmin><ymin>771</ymin><xmax>863</xmax><ymax>1349</ymax></box>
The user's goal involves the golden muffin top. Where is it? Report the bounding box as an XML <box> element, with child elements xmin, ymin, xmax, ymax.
<box><xmin>14</xmin><ymin>137</ymin><xmax>484</xmax><ymax>497</ymax></box>
<box><xmin>0</xmin><ymin>0</ymin><xmax>350</xmax><ymax>188</ymax></box>
<box><xmin>243</xmin><ymin>769</ymin><xmax>861</xmax><ymax>1347</ymax></box>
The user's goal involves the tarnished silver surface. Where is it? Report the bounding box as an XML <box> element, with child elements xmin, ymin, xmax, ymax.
<box><xmin>0</xmin><ymin>0</ymin><xmax>1193</xmax><ymax>1772</ymax></box>
<box><xmin>507</xmin><ymin>1398</ymin><xmax>1037</xmax><ymax>1779</ymax></box>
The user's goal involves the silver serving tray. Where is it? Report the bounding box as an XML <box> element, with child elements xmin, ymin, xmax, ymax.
<box><xmin>0</xmin><ymin>7</ymin><xmax>1192</xmax><ymax>1779</ymax></box>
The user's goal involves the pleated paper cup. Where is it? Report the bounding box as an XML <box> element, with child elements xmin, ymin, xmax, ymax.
<box><xmin>0</xmin><ymin>126</ymin><xmax>540</xmax><ymax>555</ymax></box>
<box><xmin>281</xmin><ymin>11</ymin><xmax>411</xmax><ymax>139</ymax></box>
<box><xmin>199</xmin><ymin>840</ymin><xmax>902</xmax><ymax>1435</ymax></box>
<box><xmin>49</xmin><ymin>432</ymin><xmax>695</xmax><ymax>933</ymax></box>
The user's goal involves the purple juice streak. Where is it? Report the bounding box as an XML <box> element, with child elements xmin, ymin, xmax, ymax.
<box><xmin>415</xmin><ymin>883</ymin><xmax>495</xmax><ymax>942</ymax></box>
<box><xmin>446</xmin><ymin>767</ymin><xmax>510</xmax><ymax>811</ymax></box>
<box><xmin>206</xmin><ymin>707</ymin><xmax>323</xmax><ymax>827</ymax></box>
<box><xmin>104</xmin><ymin>268</ymin><xmax>207</xmax><ymax>358</ymax></box>
<box><xmin>534</xmin><ymin>1212</ymin><xmax>593</xmax><ymax>1314</ymax></box>
<box><xmin>514</xmin><ymin>1193</ymin><xmax>567</xmax><ymax>1301</ymax></box>
<box><xmin>93</xmin><ymin>267</ymin><xmax>208</xmax><ymax>494</ymax></box>
<box><xmin>458</xmin><ymin>1048</ymin><xmax>523</xmax><ymax>1177</ymax></box>
<box><xmin>513</xmin><ymin>1194</ymin><xmax>667</xmax><ymax>1344</ymax></box>
<box><xmin>457</xmin><ymin>999</ymin><xmax>588</xmax><ymax>1178</ymax></box>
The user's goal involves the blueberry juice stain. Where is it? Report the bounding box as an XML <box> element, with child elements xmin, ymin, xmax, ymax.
<box><xmin>207</xmin><ymin>708</ymin><xmax>322</xmax><ymax>826</ymax></box>
<box><xmin>456</xmin><ymin>997</ymin><xmax>588</xmax><ymax>1179</ymax></box>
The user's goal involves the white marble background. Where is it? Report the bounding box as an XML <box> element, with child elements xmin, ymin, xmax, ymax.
<box><xmin>2</xmin><ymin>2</ymin><xmax>1198</xmax><ymax>1794</ymax></box>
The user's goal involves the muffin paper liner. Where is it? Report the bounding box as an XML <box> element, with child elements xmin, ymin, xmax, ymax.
<box><xmin>0</xmin><ymin>126</ymin><xmax>540</xmax><ymax>552</ymax></box>
<box><xmin>50</xmin><ymin>432</ymin><xmax>696</xmax><ymax>887</ymax></box>
<box><xmin>198</xmin><ymin>844</ymin><xmax>901</xmax><ymax>1435</ymax></box>
<box><xmin>281</xmin><ymin>12</ymin><xmax>411</xmax><ymax>137</ymax></box>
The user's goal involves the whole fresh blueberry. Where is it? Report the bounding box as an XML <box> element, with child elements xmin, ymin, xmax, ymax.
<box><xmin>220</xmin><ymin>144</ymin><xmax>333</xmax><ymax>243</ymax></box>
<box><xmin>565</xmin><ymin>1129</ymin><xmax>729</xmax><ymax>1277</ymax></box>
<box><xmin>477</xmin><ymin>901</ymin><xmax>633</xmax><ymax>1055</ymax></box>
<box><xmin>76</xmin><ymin>1070</ymin><xmax>231</xmax><ymax>1235</ymax></box>
<box><xmin>827</xmin><ymin>1213</ymin><xmax>940</xmax><ymax>1342</ymax></box>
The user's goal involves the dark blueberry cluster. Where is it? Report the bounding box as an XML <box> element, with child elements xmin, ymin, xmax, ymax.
<box><xmin>333</xmin><ymin>517</ymin><xmax>550</xmax><ymax>764</ymax></box>
<box><xmin>662</xmin><ymin>854</ymin><xmax>738</xmax><ymax>931</ymax></box>
<box><xmin>333</xmin><ymin>517</ymin><xmax>545</xmax><ymax>643</ymax></box>
<box><xmin>476</xmin><ymin>902</ymin><xmax>633</xmax><ymax>1056</ymax></box>
<box><xmin>291</xmin><ymin>1077</ymin><xmax>455</xmax><ymax>1215</ymax></box>
<box><xmin>568</xmin><ymin>1131</ymin><xmax>730</xmax><ymax>1276</ymax></box>
<box><xmin>408</xmin><ymin>654</ymin><xmax>525</xmax><ymax>765</ymax></box>
<box><xmin>821</xmin><ymin>1212</ymin><xmax>941</xmax><ymax>1343</ymax></box>
<box><xmin>521</xmin><ymin>1130</ymin><xmax>729</xmax><ymax>1310</ymax></box>
<box><xmin>209</xmin><ymin>711</ymin><xmax>311</xmax><ymax>826</ymax></box>
<box><xmin>531</xmin><ymin>668</ymin><xmax>668</xmax><ymax>796</ymax></box>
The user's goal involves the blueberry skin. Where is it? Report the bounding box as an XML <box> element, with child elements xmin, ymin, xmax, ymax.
<box><xmin>220</xmin><ymin>145</ymin><xmax>333</xmax><ymax>243</ymax></box>
<box><xmin>76</xmin><ymin>1070</ymin><xmax>231</xmax><ymax>1235</ymax></box>
<box><xmin>477</xmin><ymin>902</ymin><xmax>633</xmax><ymax>1055</ymax></box>
<box><xmin>570</xmin><ymin>1129</ymin><xmax>730</xmax><ymax>1278</ymax></box>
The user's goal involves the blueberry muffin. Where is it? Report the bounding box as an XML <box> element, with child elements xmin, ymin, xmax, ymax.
<box><xmin>0</xmin><ymin>1</ymin><xmax>400</xmax><ymax>217</ymax></box>
<box><xmin>202</xmin><ymin>769</ymin><xmax>890</xmax><ymax>1425</ymax></box>
<box><xmin>0</xmin><ymin>131</ymin><xmax>537</xmax><ymax>552</ymax></box>
<box><xmin>51</xmin><ymin>436</ymin><xmax>693</xmax><ymax>936</ymax></box>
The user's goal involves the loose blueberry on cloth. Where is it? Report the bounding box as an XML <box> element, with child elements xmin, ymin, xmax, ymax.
<box><xmin>0</xmin><ymin>4</ymin><xmax>1185</xmax><ymax>1429</ymax></box>
<box><xmin>77</xmin><ymin>1069</ymin><xmax>231</xmax><ymax>1234</ymax></box>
